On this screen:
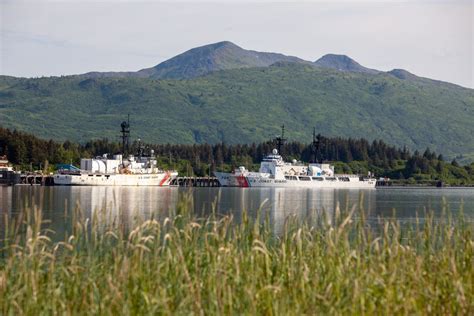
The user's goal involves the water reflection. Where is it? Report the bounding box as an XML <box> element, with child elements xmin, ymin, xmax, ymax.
<box><xmin>0</xmin><ymin>186</ymin><xmax>179</xmax><ymax>237</ymax></box>
<box><xmin>0</xmin><ymin>187</ymin><xmax>13</xmax><ymax>232</ymax></box>
<box><xmin>254</xmin><ymin>188</ymin><xmax>376</xmax><ymax>234</ymax></box>
<box><xmin>0</xmin><ymin>186</ymin><xmax>473</xmax><ymax>238</ymax></box>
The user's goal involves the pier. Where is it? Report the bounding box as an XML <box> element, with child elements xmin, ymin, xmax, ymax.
<box><xmin>18</xmin><ymin>173</ymin><xmax>55</xmax><ymax>186</ymax></box>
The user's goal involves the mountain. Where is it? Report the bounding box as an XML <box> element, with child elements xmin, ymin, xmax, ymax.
<box><xmin>80</xmin><ymin>41</ymin><xmax>307</xmax><ymax>80</ymax></box>
<box><xmin>78</xmin><ymin>41</ymin><xmax>424</xmax><ymax>82</ymax></box>
<box><xmin>136</xmin><ymin>41</ymin><xmax>307</xmax><ymax>79</ymax></box>
<box><xmin>1</xmin><ymin>61</ymin><xmax>473</xmax><ymax>160</ymax></box>
<box><xmin>314</xmin><ymin>54</ymin><xmax>380</xmax><ymax>74</ymax></box>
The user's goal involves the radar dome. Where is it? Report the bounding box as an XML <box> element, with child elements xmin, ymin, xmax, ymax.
<box><xmin>272</xmin><ymin>149</ymin><xmax>278</xmax><ymax>155</ymax></box>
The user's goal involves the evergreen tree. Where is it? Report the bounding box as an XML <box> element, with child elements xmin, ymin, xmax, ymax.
<box><xmin>451</xmin><ymin>159</ymin><xmax>459</xmax><ymax>167</ymax></box>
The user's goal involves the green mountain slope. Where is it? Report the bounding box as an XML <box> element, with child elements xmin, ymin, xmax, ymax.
<box><xmin>1</xmin><ymin>62</ymin><xmax>473</xmax><ymax>159</ymax></box>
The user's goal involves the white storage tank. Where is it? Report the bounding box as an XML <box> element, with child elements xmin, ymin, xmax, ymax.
<box><xmin>91</xmin><ymin>159</ymin><xmax>106</xmax><ymax>173</ymax></box>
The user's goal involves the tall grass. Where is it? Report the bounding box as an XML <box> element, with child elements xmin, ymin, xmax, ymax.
<box><xmin>1</xmin><ymin>195</ymin><xmax>473</xmax><ymax>315</ymax></box>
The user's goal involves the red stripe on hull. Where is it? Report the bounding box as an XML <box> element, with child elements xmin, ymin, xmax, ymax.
<box><xmin>236</xmin><ymin>175</ymin><xmax>249</xmax><ymax>187</ymax></box>
<box><xmin>159</xmin><ymin>173</ymin><xmax>170</xmax><ymax>186</ymax></box>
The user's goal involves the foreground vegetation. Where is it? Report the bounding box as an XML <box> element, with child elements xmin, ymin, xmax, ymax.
<box><xmin>1</xmin><ymin>197</ymin><xmax>473</xmax><ymax>314</ymax></box>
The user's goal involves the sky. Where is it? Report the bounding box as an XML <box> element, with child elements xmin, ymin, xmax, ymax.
<box><xmin>1</xmin><ymin>0</ymin><xmax>473</xmax><ymax>88</ymax></box>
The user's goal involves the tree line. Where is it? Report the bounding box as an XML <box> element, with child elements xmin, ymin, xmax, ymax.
<box><xmin>1</xmin><ymin>126</ymin><xmax>473</xmax><ymax>184</ymax></box>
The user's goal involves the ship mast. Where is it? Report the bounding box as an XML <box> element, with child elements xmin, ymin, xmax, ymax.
<box><xmin>137</xmin><ymin>138</ymin><xmax>144</xmax><ymax>159</ymax></box>
<box><xmin>120</xmin><ymin>114</ymin><xmax>130</xmax><ymax>155</ymax></box>
<box><xmin>275</xmin><ymin>125</ymin><xmax>286</xmax><ymax>155</ymax></box>
<box><xmin>311</xmin><ymin>128</ymin><xmax>322</xmax><ymax>163</ymax></box>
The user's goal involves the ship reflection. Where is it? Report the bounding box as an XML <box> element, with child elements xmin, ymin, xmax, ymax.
<box><xmin>1</xmin><ymin>186</ymin><xmax>376</xmax><ymax>238</ymax></box>
<box><xmin>260</xmin><ymin>188</ymin><xmax>376</xmax><ymax>235</ymax></box>
<box><xmin>72</xmin><ymin>186</ymin><xmax>180</xmax><ymax>227</ymax></box>
<box><xmin>206</xmin><ymin>188</ymin><xmax>376</xmax><ymax>235</ymax></box>
<box><xmin>0</xmin><ymin>187</ymin><xmax>13</xmax><ymax>233</ymax></box>
<box><xmin>1</xmin><ymin>186</ymin><xmax>179</xmax><ymax>237</ymax></box>
<box><xmin>264</xmin><ymin>188</ymin><xmax>336</xmax><ymax>235</ymax></box>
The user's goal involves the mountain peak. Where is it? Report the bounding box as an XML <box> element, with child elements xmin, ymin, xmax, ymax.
<box><xmin>314</xmin><ymin>54</ymin><xmax>379</xmax><ymax>74</ymax></box>
<box><xmin>209</xmin><ymin>41</ymin><xmax>239</xmax><ymax>48</ymax></box>
<box><xmin>388</xmin><ymin>68</ymin><xmax>418</xmax><ymax>80</ymax></box>
<box><xmin>318</xmin><ymin>54</ymin><xmax>355</xmax><ymax>64</ymax></box>
<box><xmin>136</xmin><ymin>41</ymin><xmax>305</xmax><ymax>79</ymax></box>
<box><xmin>187</xmin><ymin>41</ymin><xmax>241</xmax><ymax>53</ymax></box>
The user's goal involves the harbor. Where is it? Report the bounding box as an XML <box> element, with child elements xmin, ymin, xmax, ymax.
<box><xmin>6</xmin><ymin>123</ymin><xmax>379</xmax><ymax>188</ymax></box>
<box><xmin>1</xmin><ymin>2</ymin><xmax>473</xmax><ymax>314</ymax></box>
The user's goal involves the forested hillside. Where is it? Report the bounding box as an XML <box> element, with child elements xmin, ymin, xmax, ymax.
<box><xmin>1</xmin><ymin>62</ymin><xmax>473</xmax><ymax>160</ymax></box>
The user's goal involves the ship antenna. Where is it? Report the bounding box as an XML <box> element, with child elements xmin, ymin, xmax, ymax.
<box><xmin>137</xmin><ymin>138</ymin><xmax>143</xmax><ymax>159</ymax></box>
<box><xmin>311</xmin><ymin>128</ymin><xmax>322</xmax><ymax>163</ymax></box>
<box><xmin>120</xmin><ymin>115</ymin><xmax>131</xmax><ymax>155</ymax></box>
<box><xmin>275</xmin><ymin>124</ymin><xmax>286</xmax><ymax>155</ymax></box>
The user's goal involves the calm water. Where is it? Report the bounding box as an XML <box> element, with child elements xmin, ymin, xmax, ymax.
<box><xmin>1</xmin><ymin>186</ymin><xmax>473</xmax><ymax>235</ymax></box>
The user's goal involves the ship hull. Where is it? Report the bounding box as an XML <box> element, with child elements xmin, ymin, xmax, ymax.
<box><xmin>215</xmin><ymin>173</ymin><xmax>376</xmax><ymax>189</ymax></box>
<box><xmin>53</xmin><ymin>172</ymin><xmax>177</xmax><ymax>186</ymax></box>
<box><xmin>214</xmin><ymin>172</ymin><xmax>242</xmax><ymax>187</ymax></box>
<box><xmin>246</xmin><ymin>177</ymin><xmax>376</xmax><ymax>188</ymax></box>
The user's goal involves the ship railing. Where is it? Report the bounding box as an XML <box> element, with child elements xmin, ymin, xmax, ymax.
<box><xmin>335</xmin><ymin>174</ymin><xmax>365</xmax><ymax>178</ymax></box>
<box><xmin>57</xmin><ymin>170</ymin><xmax>82</xmax><ymax>175</ymax></box>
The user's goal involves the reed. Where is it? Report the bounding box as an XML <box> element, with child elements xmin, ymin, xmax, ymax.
<box><xmin>1</xmin><ymin>196</ymin><xmax>473</xmax><ymax>315</ymax></box>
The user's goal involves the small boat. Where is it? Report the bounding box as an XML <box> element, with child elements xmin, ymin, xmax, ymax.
<box><xmin>0</xmin><ymin>155</ymin><xmax>21</xmax><ymax>186</ymax></box>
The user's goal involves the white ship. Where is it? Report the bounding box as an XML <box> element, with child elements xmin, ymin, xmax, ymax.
<box><xmin>54</xmin><ymin>119</ymin><xmax>178</xmax><ymax>186</ymax></box>
<box><xmin>215</xmin><ymin>149</ymin><xmax>375</xmax><ymax>188</ymax></box>
<box><xmin>53</xmin><ymin>154</ymin><xmax>177</xmax><ymax>186</ymax></box>
<box><xmin>214</xmin><ymin>127</ymin><xmax>376</xmax><ymax>189</ymax></box>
